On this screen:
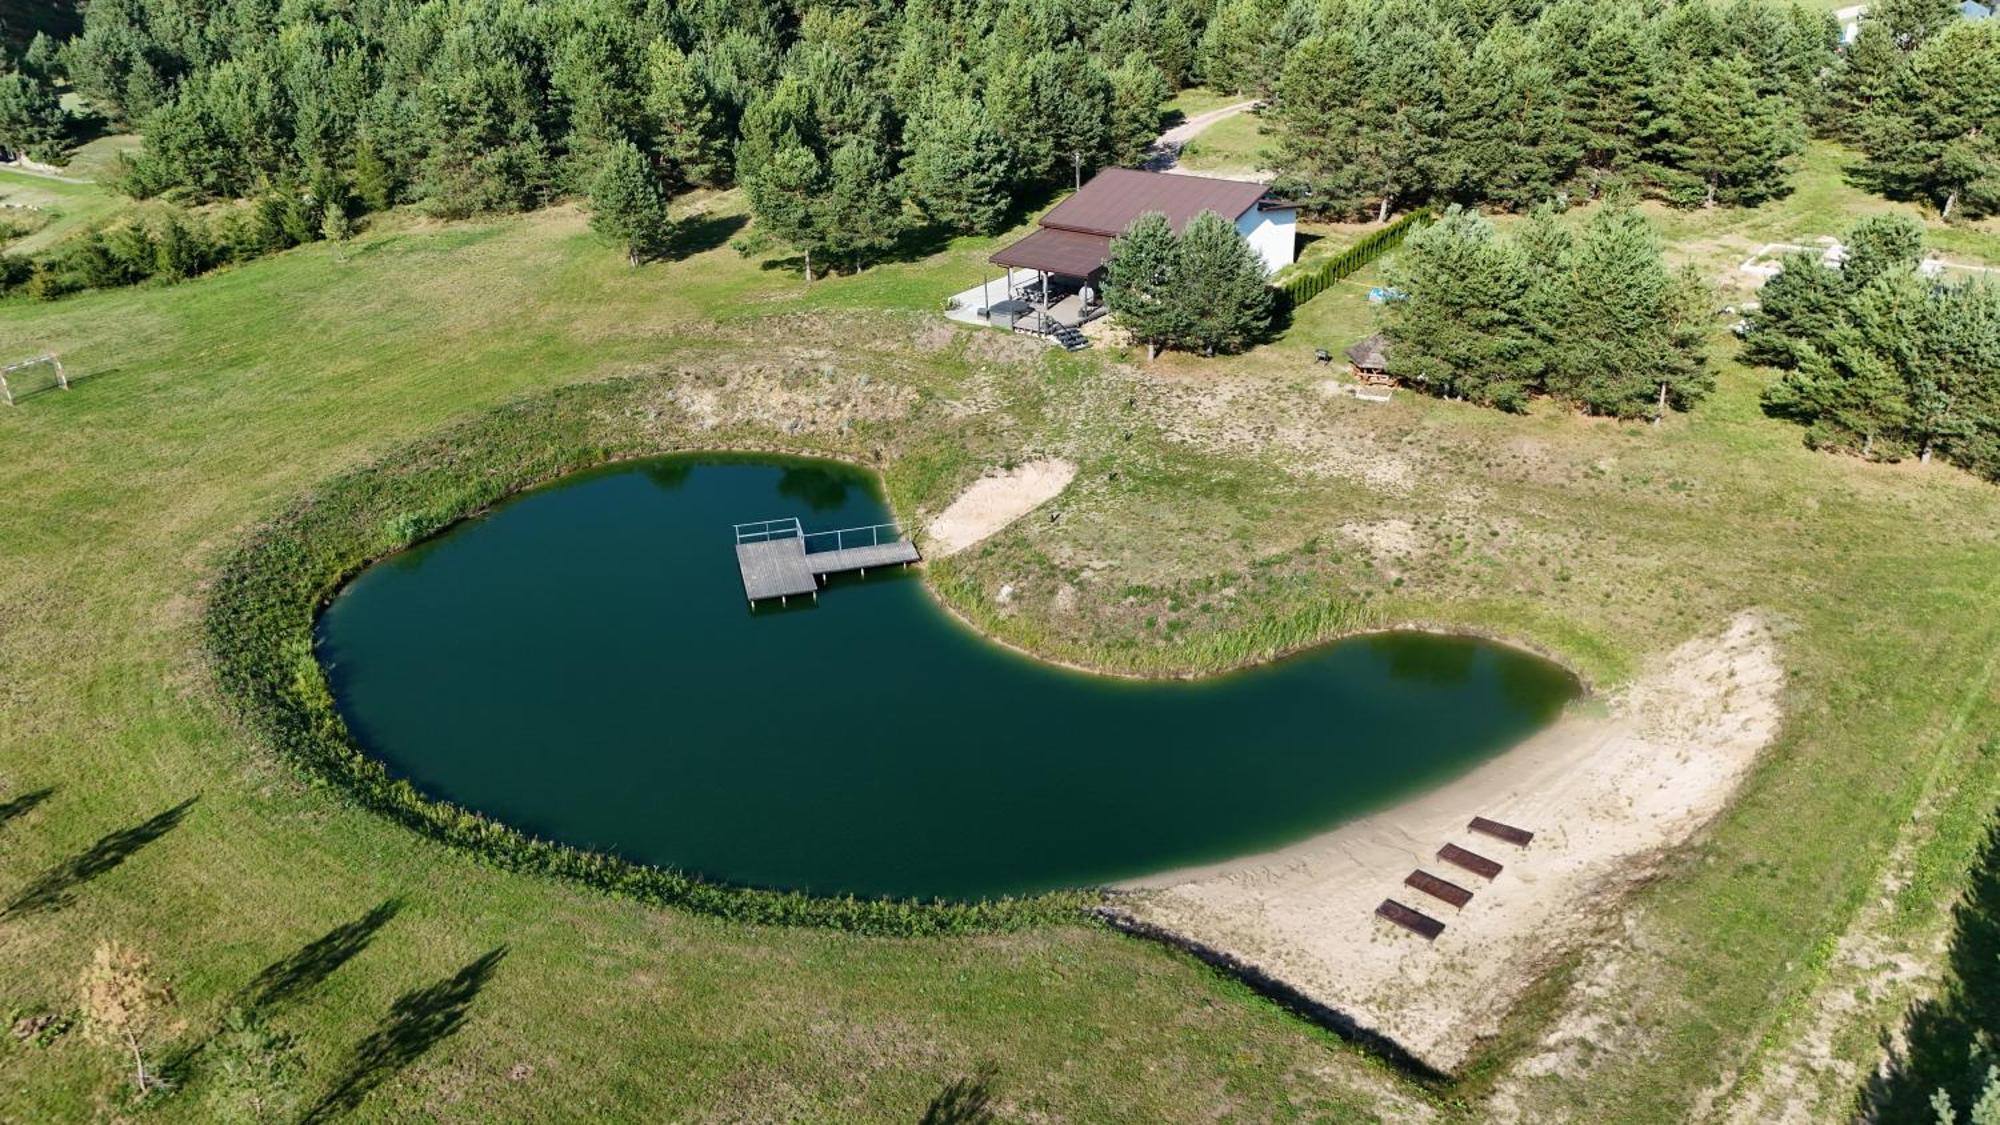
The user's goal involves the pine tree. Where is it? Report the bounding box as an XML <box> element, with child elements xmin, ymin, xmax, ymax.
<box><xmin>1169</xmin><ymin>210</ymin><xmax>1274</xmax><ymax>355</ymax></box>
<box><xmin>903</xmin><ymin>88</ymin><xmax>1012</xmax><ymax>235</ymax></box>
<box><xmin>1107</xmin><ymin>54</ymin><xmax>1171</xmax><ymax>166</ymax></box>
<box><xmin>1829</xmin><ymin>21</ymin><xmax>1905</xmax><ymax>135</ymax></box>
<box><xmin>1872</xmin><ymin>0</ymin><xmax>1959</xmax><ymax>49</ymax></box>
<box><xmin>1763</xmin><ymin>273</ymin><xmax>1925</xmax><ymax>459</ymax></box>
<box><xmin>1557</xmin><ymin>13</ymin><xmax>1668</xmax><ymax>181</ymax></box>
<box><xmin>1383</xmin><ymin>206</ymin><xmax>1539</xmax><ymax>409</ymax></box>
<box><xmin>1354</xmin><ymin>22</ymin><xmax>1458</xmax><ymax>222</ymax></box>
<box><xmin>23</xmin><ymin>32</ymin><xmax>62</xmax><ymax>83</ymax></box>
<box><xmin>1441</xmin><ymin>24</ymin><xmax>1579</xmax><ymax>211</ymax></box>
<box><xmin>0</xmin><ymin>71</ymin><xmax>67</xmax><ymax>163</ymax></box>
<box><xmin>1270</xmin><ymin>30</ymin><xmax>1377</xmax><ymax>217</ymax></box>
<box><xmin>1658</xmin><ymin>57</ymin><xmax>1803</xmax><ymax>207</ymax></box>
<box><xmin>1104</xmin><ymin>211</ymin><xmax>1183</xmax><ymax>360</ymax></box>
<box><xmin>589</xmin><ymin>139</ymin><xmax>674</xmax><ymax>265</ymax></box>
<box><xmin>1843</xmin><ymin>214</ymin><xmax>1926</xmax><ymax>288</ymax></box>
<box><xmin>643</xmin><ymin>39</ymin><xmax>729</xmax><ymax>190</ymax></box>
<box><xmin>1857</xmin><ymin>22</ymin><xmax>2000</xmax><ymax>219</ymax></box>
<box><xmin>1899</xmin><ymin>278</ymin><xmax>2000</xmax><ymax>466</ymax></box>
<box><xmin>742</xmin><ymin>139</ymin><xmax>831</xmax><ymax>280</ymax></box>
<box><xmin>821</xmin><ymin>136</ymin><xmax>903</xmax><ymax>273</ymax></box>
<box><xmin>1154</xmin><ymin>4</ymin><xmax>1201</xmax><ymax>88</ymax></box>
<box><xmin>351</xmin><ymin>134</ymin><xmax>396</xmax><ymax>212</ymax></box>
<box><xmin>1198</xmin><ymin>0</ymin><xmax>1285</xmax><ymax>95</ymax></box>
<box><xmin>989</xmin><ymin>45</ymin><xmax>1116</xmax><ymax>187</ymax></box>
<box><xmin>1538</xmin><ymin>204</ymin><xmax>1711</xmax><ymax>417</ymax></box>
<box><xmin>1743</xmin><ymin>251</ymin><xmax>1848</xmax><ymax>368</ymax></box>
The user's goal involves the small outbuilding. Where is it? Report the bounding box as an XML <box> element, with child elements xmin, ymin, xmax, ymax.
<box><xmin>1345</xmin><ymin>334</ymin><xmax>1392</xmax><ymax>385</ymax></box>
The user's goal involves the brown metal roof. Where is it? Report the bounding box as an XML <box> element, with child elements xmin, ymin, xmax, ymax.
<box><xmin>989</xmin><ymin>227</ymin><xmax>1112</xmax><ymax>277</ymax></box>
<box><xmin>1039</xmin><ymin>169</ymin><xmax>1272</xmax><ymax>237</ymax></box>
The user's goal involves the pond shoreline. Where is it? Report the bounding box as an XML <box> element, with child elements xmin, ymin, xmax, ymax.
<box><xmin>214</xmin><ymin>375</ymin><xmax>1603</xmax><ymax>938</ymax></box>
<box><xmin>315</xmin><ymin>450</ymin><xmax>1578</xmax><ymax>902</ymax></box>
<box><xmin>1102</xmin><ymin>612</ymin><xmax>1784</xmax><ymax>1075</ymax></box>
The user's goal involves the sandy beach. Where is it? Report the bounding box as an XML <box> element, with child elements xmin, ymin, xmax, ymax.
<box><xmin>925</xmin><ymin>458</ymin><xmax>1077</xmax><ymax>556</ymax></box>
<box><xmin>1103</xmin><ymin>613</ymin><xmax>1785</xmax><ymax>1073</ymax></box>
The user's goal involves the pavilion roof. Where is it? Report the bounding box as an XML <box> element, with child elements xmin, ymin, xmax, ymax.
<box><xmin>1040</xmin><ymin>169</ymin><xmax>1273</xmax><ymax>236</ymax></box>
<box><xmin>988</xmin><ymin>227</ymin><xmax>1113</xmax><ymax>277</ymax></box>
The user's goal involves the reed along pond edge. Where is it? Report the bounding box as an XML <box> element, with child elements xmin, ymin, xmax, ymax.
<box><xmin>201</xmin><ymin>373</ymin><xmax>1596</xmax><ymax>934</ymax></box>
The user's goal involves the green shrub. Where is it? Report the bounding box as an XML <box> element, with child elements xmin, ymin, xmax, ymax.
<box><xmin>1275</xmin><ymin>207</ymin><xmax>1433</xmax><ymax>308</ymax></box>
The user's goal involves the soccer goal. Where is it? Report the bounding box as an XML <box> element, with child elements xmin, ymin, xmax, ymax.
<box><xmin>1</xmin><ymin>353</ymin><xmax>67</xmax><ymax>406</ymax></box>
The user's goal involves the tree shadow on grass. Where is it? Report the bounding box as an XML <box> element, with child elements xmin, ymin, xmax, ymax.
<box><xmin>658</xmin><ymin>210</ymin><xmax>747</xmax><ymax>261</ymax></box>
<box><xmin>1859</xmin><ymin>811</ymin><xmax>1999</xmax><ymax>1122</ymax></box>
<box><xmin>1</xmin><ymin>796</ymin><xmax>195</xmax><ymax>919</ymax></box>
<box><xmin>921</xmin><ymin>1062</ymin><xmax>1000</xmax><ymax>1125</ymax></box>
<box><xmin>242</xmin><ymin>898</ymin><xmax>404</xmax><ymax>1014</ymax></box>
<box><xmin>301</xmin><ymin>946</ymin><xmax>507</xmax><ymax>1123</ymax></box>
<box><xmin>0</xmin><ymin>786</ymin><xmax>55</xmax><ymax>832</ymax></box>
<box><xmin>157</xmin><ymin>898</ymin><xmax>406</xmax><ymax>1089</ymax></box>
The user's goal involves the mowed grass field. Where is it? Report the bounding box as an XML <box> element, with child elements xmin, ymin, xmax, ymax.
<box><xmin>0</xmin><ymin>146</ymin><xmax>1996</xmax><ymax>1120</ymax></box>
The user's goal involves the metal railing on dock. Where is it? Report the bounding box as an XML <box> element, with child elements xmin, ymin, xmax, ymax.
<box><xmin>732</xmin><ymin>517</ymin><xmax>922</xmax><ymax>605</ymax></box>
<box><xmin>734</xmin><ymin>517</ymin><xmax>804</xmax><ymax>545</ymax></box>
<box><xmin>801</xmin><ymin>522</ymin><xmax>906</xmax><ymax>556</ymax></box>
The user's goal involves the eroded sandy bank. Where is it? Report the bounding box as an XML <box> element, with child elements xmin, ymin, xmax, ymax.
<box><xmin>925</xmin><ymin>459</ymin><xmax>1076</xmax><ymax>557</ymax></box>
<box><xmin>1103</xmin><ymin>612</ymin><xmax>1785</xmax><ymax>1074</ymax></box>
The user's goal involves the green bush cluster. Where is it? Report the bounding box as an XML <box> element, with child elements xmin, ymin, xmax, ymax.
<box><xmin>202</xmin><ymin>377</ymin><xmax>1094</xmax><ymax>937</ymax></box>
<box><xmin>1275</xmin><ymin>208</ymin><xmax>1432</xmax><ymax>308</ymax></box>
<box><xmin>1</xmin><ymin>190</ymin><xmax>344</xmax><ymax>301</ymax></box>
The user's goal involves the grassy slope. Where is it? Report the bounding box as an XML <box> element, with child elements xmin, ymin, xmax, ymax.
<box><xmin>1162</xmin><ymin>86</ymin><xmax>1249</xmax><ymax>121</ymax></box>
<box><xmin>0</xmin><ymin>148</ymin><xmax>1996</xmax><ymax>1119</ymax></box>
<box><xmin>0</xmin><ymin>169</ymin><xmax>127</xmax><ymax>256</ymax></box>
<box><xmin>1175</xmin><ymin>109</ymin><xmax>1272</xmax><ymax>177</ymax></box>
<box><xmin>0</xmin><ymin>203</ymin><xmax>1417</xmax><ymax>1122</ymax></box>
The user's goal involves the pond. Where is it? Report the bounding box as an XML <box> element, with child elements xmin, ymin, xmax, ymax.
<box><xmin>316</xmin><ymin>454</ymin><xmax>1578</xmax><ymax>901</ymax></box>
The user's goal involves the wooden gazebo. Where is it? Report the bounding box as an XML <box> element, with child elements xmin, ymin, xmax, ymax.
<box><xmin>1345</xmin><ymin>334</ymin><xmax>1392</xmax><ymax>385</ymax></box>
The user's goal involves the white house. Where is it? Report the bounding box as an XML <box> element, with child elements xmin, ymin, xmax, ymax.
<box><xmin>965</xmin><ymin>169</ymin><xmax>1297</xmax><ymax>348</ymax></box>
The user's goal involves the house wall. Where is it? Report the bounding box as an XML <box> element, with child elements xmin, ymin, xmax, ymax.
<box><xmin>1236</xmin><ymin>207</ymin><xmax>1297</xmax><ymax>275</ymax></box>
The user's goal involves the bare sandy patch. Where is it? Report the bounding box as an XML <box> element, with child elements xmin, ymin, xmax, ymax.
<box><xmin>1104</xmin><ymin>612</ymin><xmax>1784</xmax><ymax>1074</ymax></box>
<box><xmin>926</xmin><ymin>459</ymin><xmax>1078</xmax><ymax>556</ymax></box>
<box><xmin>1340</xmin><ymin>518</ymin><xmax>1422</xmax><ymax>564</ymax></box>
<box><xmin>1136</xmin><ymin>371</ymin><xmax>1422</xmax><ymax>492</ymax></box>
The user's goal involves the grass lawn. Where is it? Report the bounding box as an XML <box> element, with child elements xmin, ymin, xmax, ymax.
<box><xmin>1175</xmin><ymin>108</ymin><xmax>1272</xmax><ymax>178</ymax></box>
<box><xmin>1162</xmin><ymin>86</ymin><xmax>1250</xmax><ymax>121</ymax></box>
<box><xmin>0</xmin><ymin>144</ymin><xmax>1997</xmax><ymax>1121</ymax></box>
<box><xmin>54</xmin><ymin>131</ymin><xmax>144</xmax><ymax>184</ymax></box>
<box><xmin>0</xmin><ymin>168</ymin><xmax>128</xmax><ymax>256</ymax></box>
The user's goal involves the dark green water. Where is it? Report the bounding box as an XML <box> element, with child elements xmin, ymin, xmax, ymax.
<box><xmin>316</xmin><ymin>454</ymin><xmax>1577</xmax><ymax>901</ymax></box>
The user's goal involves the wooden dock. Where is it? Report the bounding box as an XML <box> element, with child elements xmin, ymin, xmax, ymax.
<box><xmin>734</xmin><ymin>518</ymin><xmax>920</xmax><ymax>604</ymax></box>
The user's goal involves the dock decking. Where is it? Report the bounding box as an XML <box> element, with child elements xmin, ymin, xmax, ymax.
<box><xmin>734</xmin><ymin>518</ymin><xmax>920</xmax><ymax>604</ymax></box>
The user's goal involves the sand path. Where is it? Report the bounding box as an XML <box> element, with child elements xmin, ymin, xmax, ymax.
<box><xmin>925</xmin><ymin>459</ymin><xmax>1076</xmax><ymax>557</ymax></box>
<box><xmin>1104</xmin><ymin>613</ymin><xmax>1785</xmax><ymax>1073</ymax></box>
<box><xmin>1144</xmin><ymin>101</ymin><xmax>1258</xmax><ymax>173</ymax></box>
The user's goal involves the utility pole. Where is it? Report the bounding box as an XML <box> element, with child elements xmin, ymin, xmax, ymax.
<box><xmin>1073</xmin><ymin>150</ymin><xmax>1082</xmax><ymax>191</ymax></box>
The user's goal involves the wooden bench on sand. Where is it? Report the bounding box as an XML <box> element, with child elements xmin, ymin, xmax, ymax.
<box><xmin>1438</xmin><ymin>842</ymin><xmax>1503</xmax><ymax>880</ymax></box>
<box><xmin>1404</xmin><ymin>869</ymin><xmax>1473</xmax><ymax>909</ymax></box>
<box><xmin>1376</xmin><ymin>899</ymin><xmax>1445</xmax><ymax>941</ymax></box>
<box><xmin>1469</xmin><ymin>816</ymin><xmax>1534</xmax><ymax>847</ymax></box>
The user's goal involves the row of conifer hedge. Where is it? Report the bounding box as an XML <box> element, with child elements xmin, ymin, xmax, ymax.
<box><xmin>1275</xmin><ymin>208</ymin><xmax>1435</xmax><ymax>308</ymax></box>
<box><xmin>202</xmin><ymin>375</ymin><xmax>1095</xmax><ymax>936</ymax></box>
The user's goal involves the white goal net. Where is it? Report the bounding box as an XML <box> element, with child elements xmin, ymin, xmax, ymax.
<box><xmin>1</xmin><ymin>354</ymin><xmax>67</xmax><ymax>406</ymax></box>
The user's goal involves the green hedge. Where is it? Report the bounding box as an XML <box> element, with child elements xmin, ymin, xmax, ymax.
<box><xmin>1275</xmin><ymin>208</ymin><xmax>1434</xmax><ymax>308</ymax></box>
<box><xmin>202</xmin><ymin>375</ymin><xmax>1094</xmax><ymax>936</ymax></box>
